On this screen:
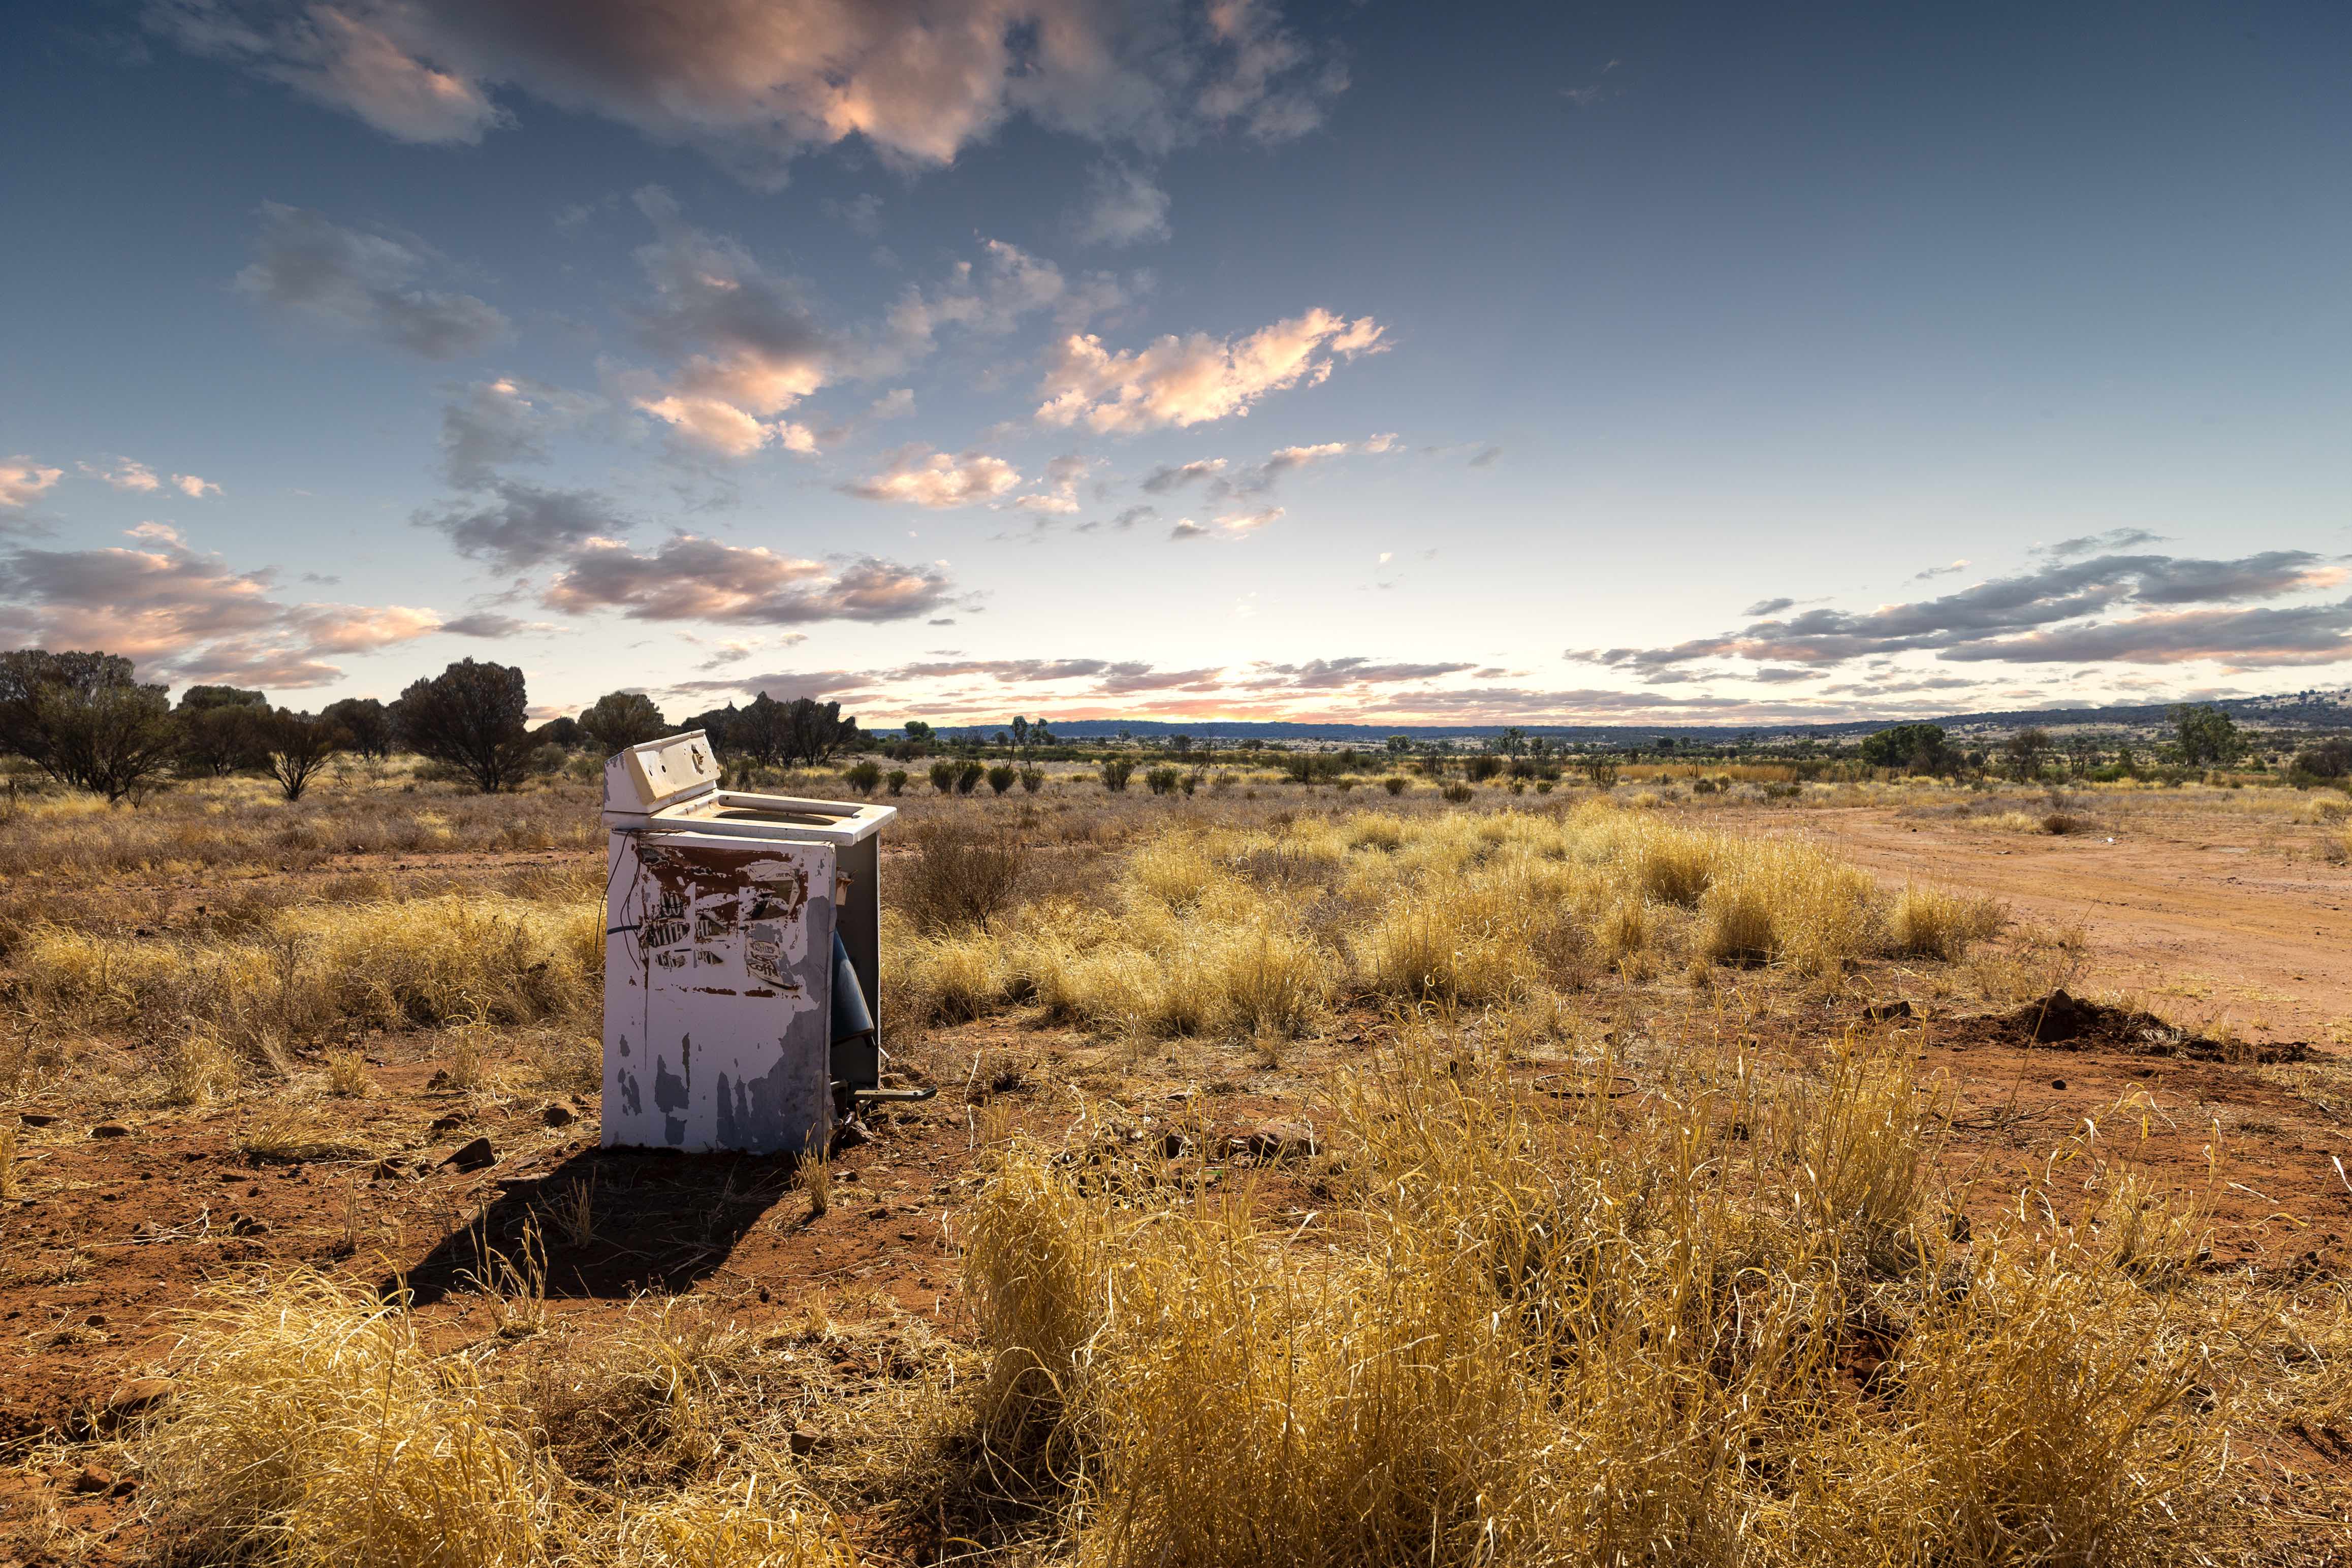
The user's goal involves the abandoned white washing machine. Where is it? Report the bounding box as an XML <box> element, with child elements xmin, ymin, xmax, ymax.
<box><xmin>599</xmin><ymin>731</ymin><xmax>921</xmax><ymax>1155</ymax></box>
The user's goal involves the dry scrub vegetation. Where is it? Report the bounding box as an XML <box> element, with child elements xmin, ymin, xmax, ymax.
<box><xmin>3</xmin><ymin>766</ymin><xmax>2348</xmax><ymax>1565</ymax></box>
<box><xmin>887</xmin><ymin>802</ymin><xmax>2004</xmax><ymax>1038</ymax></box>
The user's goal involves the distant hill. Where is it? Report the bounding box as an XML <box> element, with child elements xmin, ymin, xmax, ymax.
<box><xmin>924</xmin><ymin>688</ymin><xmax>2352</xmax><ymax>746</ymax></box>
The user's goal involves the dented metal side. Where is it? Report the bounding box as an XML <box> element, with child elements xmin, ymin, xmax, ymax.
<box><xmin>602</xmin><ymin>828</ymin><xmax>836</xmax><ymax>1156</ymax></box>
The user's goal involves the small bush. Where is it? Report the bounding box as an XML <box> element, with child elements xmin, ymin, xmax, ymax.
<box><xmin>1145</xmin><ymin>766</ymin><xmax>1181</xmax><ymax>796</ymax></box>
<box><xmin>1442</xmin><ymin>782</ymin><xmax>1474</xmax><ymax>804</ymax></box>
<box><xmin>986</xmin><ymin>764</ymin><xmax>1017</xmax><ymax>795</ymax></box>
<box><xmin>1464</xmin><ymin>755</ymin><xmax>1504</xmax><ymax>783</ymax></box>
<box><xmin>1886</xmin><ymin>884</ymin><xmax>2006</xmax><ymax>961</ymax></box>
<box><xmin>1382</xmin><ymin>776</ymin><xmax>1407</xmax><ymax>795</ymax></box>
<box><xmin>928</xmin><ymin>759</ymin><xmax>958</xmax><ymax>794</ymax></box>
<box><xmin>1019</xmin><ymin>766</ymin><xmax>1044</xmax><ymax>793</ymax></box>
<box><xmin>955</xmin><ymin>760</ymin><xmax>985</xmax><ymax>795</ymax></box>
<box><xmin>842</xmin><ymin>760</ymin><xmax>882</xmax><ymax>796</ymax></box>
<box><xmin>884</xmin><ymin>768</ymin><xmax>909</xmax><ymax>796</ymax></box>
<box><xmin>904</xmin><ymin>822</ymin><xmax>1027</xmax><ymax>932</ymax></box>
<box><xmin>1100</xmin><ymin>758</ymin><xmax>1135</xmax><ymax>792</ymax></box>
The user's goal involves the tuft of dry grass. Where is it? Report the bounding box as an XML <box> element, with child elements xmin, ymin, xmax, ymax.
<box><xmin>1886</xmin><ymin>883</ymin><xmax>2007</xmax><ymax>961</ymax></box>
<box><xmin>134</xmin><ymin>1272</ymin><xmax>547</xmax><ymax>1568</ymax></box>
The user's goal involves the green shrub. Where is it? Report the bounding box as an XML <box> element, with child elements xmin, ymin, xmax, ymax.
<box><xmin>844</xmin><ymin>760</ymin><xmax>882</xmax><ymax>796</ymax></box>
<box><xmin>987</xmin><ymin>764</ymin><xmax>1017</xmax><ymax>795</ymax></box>
<box><xmin>1100</xmin><ymin>759</ymin><xmax>1134</xmax><ymax>792</ymax></box>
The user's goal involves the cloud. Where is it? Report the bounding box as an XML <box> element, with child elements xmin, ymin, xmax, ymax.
<box><xmin>1468</xmin><ymin>444</ymin><xmax>1502</xmax><ymax>468</ymax></box>
<box><xmin>1742</xmin><ymin>596</ymin><xmax>1796</xmax><ymax>617</ymax></box>
<box><xmin>844</xmin><ymin>446</ymin><xmax>1020</xmax><ymax>508</ymax></box>
<box><xmin>2044</xmin><ymin>528</ymin><xmax>2167</xmax><ymax>558</ymax></box>
<box><xmin>83</xmin><ymin>458</ymin><xmax>162</xmax><ymax>493</ymax></box>
<box><xmin>617</xmin><ymin>186</ymin><xmax>832</xmax><ymax>446</ymax></box>
<box><xmin>174</xmin><ymin>474</ymin><xmax>222</xmax><ymax>497</ymax></box>
<box><xmin>0</xmin><ymin>458</ymin><xmax>63</xmax><ymax>511</ymax></box>
<box><xmin>236</xmin><ymin>202</ymin><xmax>510</xmax><ymax>359</ymax></box>
<box><xmin>417</xmin><ymin>481</ymin><xmax>628</xmax><ymax>571</ymax></box>
<box><xmin>868</xmin><ymin>388</ymin><xmax>915</xmax><ymax>420</ymax></box>
<box><xmin>1010</xmin><ymin>454</ymin><xmax>1097</xmax><ymax>516</ymax></box>
<box><xmin>1169</xmin><ymin>518</ymin><xmax>1208</xmax><ymax>540</ymax></box>
<box><xmin>1240</xmin><ymin>657</ymin><xmax>1476</xmax><ymax>690</ymax></box>
<box><xmin>1213</xmin><ymin>505</ymin><xmax>1282</xmax><ymax>534</ymax></box>
<box><xmin>439</xmin><ymin>377</ymin><xmax>602</xmax><ymax>487</ymax></box>
<box><xmin>545</xmin><ymin>536</ymin><xmax>952</xmax><ymax>624</ymax></box>
<box><xmin>1912</xmin><ymin>559</ymin><xmax>1969</xmax><ymax>581</ymax></box>
<box><xmin>1572</xmin><ymin>550</ymin><xmax>2352</xmax><ymax>674</ymax></box>
<box><xmin>1073</xmin><ymin>160</ymin><xmax>1170</xmax><ymax>246</ymax></box>
<box><xmin>1139</xmin><ymin>457</ymin><xmax>1228</xmax><ymax>494</ymax></box>
<box><xmin>1037</xmin><ymin>307</ymin><xmax>1386</xmax><ymax>432</ymax></box>
<box><xmin>159</xmin><ymin>0</ymin><xmax>1345</xmax><ymax>185</ymax></box>
<box><xmin>1221</xmin><ymin>431</ymin><xmax>1399</xmax><ymax>495</ymax></box>
<box><xmin>159</xmin><ymin>1</ymin><xmax>504</xmax><ymax>142</ymax></box>
<box><xmin>438</xmin><ymin>611</ymin><xmax>535</xmax><ymax>637</ymax></box>
<box><xmin>0</xmin><ymin>523</ymin><xmax>443</xmax><ymax>688</ymax></box>
<box><xmin>877</xmin><ymin>237</ymin><xmax>1108</xmax><ymax>367</ymax></box>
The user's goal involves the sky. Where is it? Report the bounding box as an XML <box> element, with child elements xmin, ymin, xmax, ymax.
<box><xmin>3</xmin><ymin>1</ymin><xmax>2349</xmax><ymax>728</ymax></box>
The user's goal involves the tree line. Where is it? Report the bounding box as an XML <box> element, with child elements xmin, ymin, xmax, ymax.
<box><xmin>0</xmin><ymin>649</ymin><xmax>864</xmax><ymax>804</ymax></box>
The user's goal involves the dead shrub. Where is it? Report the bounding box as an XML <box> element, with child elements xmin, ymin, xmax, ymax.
<box><xmin>903</xmin><ymin>822</ymin><xmax>1027</xmax><ymax>933</ymax></box>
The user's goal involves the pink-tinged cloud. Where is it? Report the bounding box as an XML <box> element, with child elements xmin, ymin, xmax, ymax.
<box><xmin>0</xmin><ymin>458</ymin><xmax>64</xmax><ymax>509</ymax></box>
<box><xmin>844</xmin><ymin>446</ymin><xmax>1020</xmax><ymax>507</ymax></box>
<box><xmin>1037</xmin><ymin>307</ymin><xmax>1386</xmax><ymax>432</ymax></box>
<box><xmin>543</xmin><ymin>535</ymin><xmax>953</xmax><ymax>624</ymax></box>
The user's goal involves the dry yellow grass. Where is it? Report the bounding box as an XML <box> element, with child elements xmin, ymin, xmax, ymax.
<box><xmin>883</xmin><ymin>802</ymin><xmax>1972</xmax><ymax>1042</ymax></box>
<box><xmin>956</xmin><ymin>1040</ymin><xmax>2228</xmax><ymax>1568</ymax></box>
<box><xmin>134</xmin><ymin>1272</ymin><xmax>547</xmax><ymax>1568</ymax></box>
<box><xmin>9</xmin><ymin>893</ymin><xmax>600</xmax><ymax>1060</ymax></box>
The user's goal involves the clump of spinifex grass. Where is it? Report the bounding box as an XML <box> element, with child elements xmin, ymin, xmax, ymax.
<box><xmin>955</xmin><ymin>1039</ymin><xmax>2226</xmax><ymax>1567</ymax></box>
<box><xmin>133</xmin><ymin>1272</ymin><xmax>548</xmax><ymax>1567</ymax></box>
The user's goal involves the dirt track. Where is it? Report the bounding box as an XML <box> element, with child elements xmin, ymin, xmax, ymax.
<box><xmin>1764</xmin><ymin>806</ymin><xmax>2352</xmax><ymax>1046</ymax></box>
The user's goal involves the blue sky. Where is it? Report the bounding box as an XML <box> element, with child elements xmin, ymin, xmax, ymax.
<box><xmin>3</xmin><ymin>1</ymin><xmax>2348</xmax><ymax>725</ymax></box>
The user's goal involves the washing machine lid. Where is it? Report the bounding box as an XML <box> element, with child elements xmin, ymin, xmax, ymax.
<box><xmin>606</xmin><ymin>731</ymin><xmax>722</xmax><ymax>814</ymax></box>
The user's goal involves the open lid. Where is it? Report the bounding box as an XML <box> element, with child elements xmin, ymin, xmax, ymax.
<box><xmin>603</xmin><ymin>730</ymin><xmax>721</xmax><ymax>814</ymax></box>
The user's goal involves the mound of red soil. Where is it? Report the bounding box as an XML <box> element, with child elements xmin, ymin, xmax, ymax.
<box><xmin>1948</xmin><ymin>989</ymin><xmax>2309</xmax><ymax>1064</ymax></box>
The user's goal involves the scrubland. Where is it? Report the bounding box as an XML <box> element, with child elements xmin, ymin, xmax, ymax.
<box><xmin>1</xmin><ymin>760</ymin><xmax>2348</xmax><ymax>1564</ymax></box>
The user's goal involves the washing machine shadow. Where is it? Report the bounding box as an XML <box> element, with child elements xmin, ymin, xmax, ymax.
<box><xmin>389</xmin><ymin>1146</ymin><xmax>808</xmax><ymax>1305</ymax></box>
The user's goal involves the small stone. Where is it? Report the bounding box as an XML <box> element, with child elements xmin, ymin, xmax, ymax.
<box><xmin>425</xmin><ymin>1069</ymin><xmax>454</xmax><ymax>1091</ymax></box>
<box><xmin>18</xmin><ymin>1111</ymin><xmax>57</xmax><ymax>1128</ymax></box>
<box><xmin>443</xmin><ymin>1136</ymin><xmax>495</xmax><ymax>1172</ymax></box>
<box><xmin>2050</xmin><ymin>1079</ymin><xmax>2067</xmax><ymax>1091</ymax></box>
<box><xmin>542</xmin><ymin>1104</ymin><xmax>576</xmax><ymax>1128</ymax></box>
<box><xmin>229</xmin><ymin>1214</ymin><xmax>270</xmax><ymax>1236</ymax></box>
<box><xmin>90</xmin><ymin>1123</ymin><xmax>132</xmax><ymax>1139</ymax></box>
<box><xmin>788</xmin><ymin>1426</ymin><xmax>820</xmax><ymax>1456</ymax></box>
<box><xmin>70</xmin><ymin>1463</ymin><xmax>114</xmax><ymax>1494</ymax></box>
<box><xmin>429</xmin><ymin>1113</ymin><xmax>466</xmax><ymax>1135</ymax></box>
<box><xmin>1235</xmin><ymin>1122</ymin><xmax>1318</xmax><ymax>1163</ymax></box>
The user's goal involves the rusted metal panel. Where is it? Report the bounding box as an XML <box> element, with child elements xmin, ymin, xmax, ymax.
<box><xmin>602</xmin><ymin>828</ymin><xmax>836</xmax><ymax>1156</ymax></box>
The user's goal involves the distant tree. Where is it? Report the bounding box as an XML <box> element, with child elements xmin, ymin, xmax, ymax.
<box><xmin>578</xmin><ymin>690</ymin><xmax>670</xmax><ymax>755</ymax></box>
<box><xmin>1498</xmin><ymin>727</ymin><xmax>1527</xmax><ymax>756</ymax></box>
<box><xmin>0</xmin><ymin>649</ymin><xmax>179</xmax><ymax>804</ymax></box>
<box><xmin>1009</xmin><ymin>715</ymin><xmax>1030</xmax><ymax>749</ymax></box>
<box><xmin>901</xmin><ymin>719</ymin><xmax>934</xmax><ymax>743</ymax></box>
<box><xmin>1385</xmin><ymin>733</ymin><xmax>1412</xmax><ymax>755</ymax></box>
<box><xmin>1030</xmin><ymin>720</ymin><xmax>1056</xmax><ymax>746</ymax></box>
<box><xmin>2291</xmin><ymin>737</ymin><xmax>2351</xmax><ymax>780</ymax></box>
<box><xmin>321</xmin><ymin>696</ymin><xmax>394</xmax><ymax>759</ymax></box>
<box><xmin>175</xmin><ymin>685</ymin><xmax>271</xmax><ymax>776</ymax></box>
<box><xmin>780</xmin><ymin>697</ymin><xmax>862</xmax><ymax>766</ymax></box>
<box><xmin>2172</xmin><ymin>703</ymin><xmax>2244</xmax><ymax>766</ymax></box>
<box><xmin>531</xmin><ymin>715</ymin><xmax>583</xmax><ymax>748</ymax></box>
<box><xmin>393</xmin><ymin>658</ymin><xmax>533</xmax><ymax>792</ymax></box>
<box><xmin>2002</xmin><ymin>727</ymin><xmax>2053</xmax><ymax>780</ymax></box>
<box><xmin>258</xmin><ymin>709</ymin><xmax>345</xmax><ymax>802</ymax></box>
<box><xmin>1169</xmin><ymin>732</ymin><xmax>1192</xmax><ymax>756</ymax></box>
<box><xmin>1858</xmin><ymin>723</ymin><xmax>1953</xmax><ymax>774</ymax></box>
